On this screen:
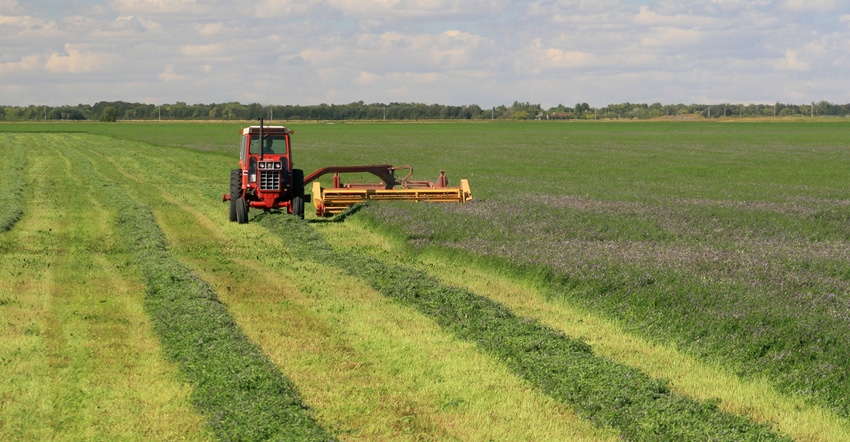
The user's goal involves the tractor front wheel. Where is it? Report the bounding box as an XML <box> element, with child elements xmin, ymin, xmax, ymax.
<box><xmin>229</xmin><ymin>199</ymin><xmax>237</xmax><ymax>222</ymax></box>
<box><xmin>229</xmin><ymin>169</ymin><xmax>241</xmax><ymax>222</ymax></box>
<box><xmin>235</xmin><ymin>197</ymin><xmax>248</xmax><ymax>224</ymax></box>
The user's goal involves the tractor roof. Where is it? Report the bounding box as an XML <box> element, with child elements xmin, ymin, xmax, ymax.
<box><xmin>242</xmin><ymin>126</ymin><xmax>290</xmax><ymax>135</ymax></box>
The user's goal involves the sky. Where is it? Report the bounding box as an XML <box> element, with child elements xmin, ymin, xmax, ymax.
<box><xmin>2</xmin><ymin>0</ymin><xmax>849</xmax><ymax>108</ymax></box>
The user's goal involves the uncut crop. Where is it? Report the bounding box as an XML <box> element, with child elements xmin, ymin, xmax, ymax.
<box><xmin>354</xmin><ymin>121</ymin><xmax>850</xmax><ymax>419</ymax></box>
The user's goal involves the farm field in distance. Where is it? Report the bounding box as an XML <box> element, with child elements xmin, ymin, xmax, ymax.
<box><xmin>2</xmin><ymin>119</ymin><xmax>849</xmax><ymax>440</ymax></box>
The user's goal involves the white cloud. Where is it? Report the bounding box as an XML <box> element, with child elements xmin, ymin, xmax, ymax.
<box><xmin>158</xmin><ymin>64</ymin><xmax>188</xmax><ymax>81</ymax></box>
<box><xmin>298</xmin><ymin>28</ymin><xmax>491</xmax><ymax>75</ymax></box>
<box><xmin>0</xmin><ymin>54</ymin><xmax>41</xmax><ymax>75</ymax></box>
<box><xmin>109</xmin><ymin>0</ymin><xmax>201</xmax><ymax>14</ymax></box>
<box><xmin>0</xmin><ymin>0</ymin><xmax>23</xmax><ymax>14</ymax></box>
<box><xmin>113</xmin><ymin>15</ymin><xmax>161</xmax><ymax>32</ymax></box>
<box><xmin>326</xmin><ymin>0</ymin><xmax>486</xmax><ymax>16</ymax></box>
<box><xmin>781</xmin><ymin>0</ymin><xmax>839</xmax><ymax>13</ymax></box>
<box><xmin>526</xmin><ymin>39</ymin><xmax>596</xmax><ymax>70</ymax></box>
<box><xmin>179</xmin><ymin>43</ymin><xmax>228</xmax><ymax>58</ymax></box>
<box><xmin>774</xmin><ymin>49</ymin><xmax>811</xmax><ymax>71</ymax></box>
<box><xmin>195</xmin><ymin>22</ymin><xmax>226</xmax><ymax>36</ymax></box>
<box><xmin>356</xmin><ymin>71</ymin><xmax>380</xmax><ymax>85</ymax></box>
<box><xmin>0</xmin><ymin>14</ymin><xmax>61</xmax><ymax>38</ymax></box>
<box><xmin>640</xmin><ymin>27</ymin><xmax>704</xmax><ymax>47</ymax></box>
<box><xmin>254</xmin><ymin>0</ymin><xmax>324</xmax><ymax>16</ymax></box>
<box><xmin>634</xmin><ymin>6</ymin><xmax>716</xmax><ymax>28</ymax></box>
<box><xmin>45</xmin><ymin>44</ymin><xmax>119</xmax><ymax>74</ymax></box>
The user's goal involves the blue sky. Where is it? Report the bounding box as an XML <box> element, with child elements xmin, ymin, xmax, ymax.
<box><xmin>2</xmin><ymin>0</ymin><xmax>849</xmax><ymax>108</ymax></box>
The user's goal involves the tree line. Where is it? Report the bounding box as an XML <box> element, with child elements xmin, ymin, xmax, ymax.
<box><xmin>2</xmin><ymin>100</ymin><xmax>848</xmax><ymax>122</ymax></box>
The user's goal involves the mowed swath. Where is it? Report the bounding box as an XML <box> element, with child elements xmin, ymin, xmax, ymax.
<box><xmin>77</xmin><ymin>131</ymin><xmax>620</xmax><ymax>440</ymax></box>
<box><xmin>0</xmin><ymin>134</ymin><xmax>210</xmax><ymax>440</ymax></box>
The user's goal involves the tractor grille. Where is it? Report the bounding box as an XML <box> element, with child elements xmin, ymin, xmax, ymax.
<box><xmin>259</xmin><ymin>170</ymin><xmax>281</xmax><ymax>191</ymax></box>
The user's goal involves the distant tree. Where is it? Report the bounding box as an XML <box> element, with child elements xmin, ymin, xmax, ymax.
<box><xmin>100</xmin><ymin>106</ymin><xmax>117</xmax><ymax>122</ymax></box>
<box><xmin>511</xmin><ymin>110</ymin><xmax>530</xmax><ymax>120</ymax></box>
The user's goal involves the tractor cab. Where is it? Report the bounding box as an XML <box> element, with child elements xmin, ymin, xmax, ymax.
<box><xmin>240</xmin><ymin>125</ymin><xmax>292</xmax><ymax>169</ymax></box>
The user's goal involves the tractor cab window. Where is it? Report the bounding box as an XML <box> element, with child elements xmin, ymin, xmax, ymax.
<box><xmin>250</xmin><ymin>135</ymin><xmax>287</xmax><ymax>154</ymax></box>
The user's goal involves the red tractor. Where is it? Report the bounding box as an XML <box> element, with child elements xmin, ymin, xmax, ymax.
<box><xmin>224</xmin><ymin>119</ymin><xmax>473</xmax><ymax>223</ymax></box>
<box><xmin>223</xmin><ymin>120</ymin><xmax>306</xmax><ymax>223</ymax></box>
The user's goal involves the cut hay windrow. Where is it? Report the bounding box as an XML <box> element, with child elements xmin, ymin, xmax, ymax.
<box><xmin>0</xmin><ymin>134</ymin><xmax>27</xmax><ymax>232</ymax></box>
<box><xmin>262</xmin><ymin>215</ymin><xmax>788</xmax><ymax>442</ymax></box>
<box><xmin>60</xmin><ymin>139</ymin><xmax>334</xmax><ymax>441</ymax></box>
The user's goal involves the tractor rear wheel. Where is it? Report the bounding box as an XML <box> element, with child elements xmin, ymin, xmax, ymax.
<box><xmin>292</xmin><ymin>196</ymin><xmax>304</xmax><ymax>219</ymax></box>
<box><xmin>235</xmin><ymin>197</ymin><xmax>248</xmax><ymax>224</ymax></box>
<box><xmin>229</xmin><ymin>169</ymin><xmax>241</xmax><ymax>222</ymax></box>
<box><xmin>291</xmin><ymin>169</ymin><xmax>305</xmax><ymax>220</ymax></box>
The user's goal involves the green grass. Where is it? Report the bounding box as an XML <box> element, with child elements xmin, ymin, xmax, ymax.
<box><xmin>322</xmin><ymin>121</ymin><xmax>850</xmax><ymax>420</ymax></box>
<box><xmin>4</xmin><ymin>120</ymin><xmax>850</xmax><ymax>439</ymax></box>
<box><xmin>0</xmin><ymin>121</ymin><xmax>242</xmax><ymax>153</ymax></box>
<box><xmin>0</xmin><ymin>134</ymin><xmax>26</xmax><ymax>232</ymax></box>
<box><xmin>142</xmin><ymin>174</ymin><xmax>621</xmax><ymax>441</ymax></box>
<box><xmin>65</xmin><ymin>135</ymin><xmax>334</xmax><ymax>441</ymax></box>
<box><xmin>326</xmin><ymin>217</ymin><xmax>850</xmax><ymax>441</ymax></box>
<box><xmin>0</xmin><ymin>135</ymin><xmax>211</xmax><ymax>440</ymax></box>
<box><xmin>260</xmin><ymin>215</ymin><xmax>788</xmax><ymax>441</ymax></box>
<box><xmin>63</xmin><ymin>129</ymin><xmax>619</xmax><ymax>440</ymax></box>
